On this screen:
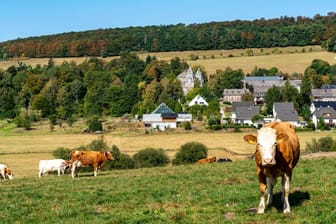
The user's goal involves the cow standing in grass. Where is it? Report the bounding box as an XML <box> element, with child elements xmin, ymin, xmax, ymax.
<box><xmin>243</xmin><ymin>121</ymin><xmax>300</xmax><ymax>214</ymax></box>
<box><xmin>0</xmin><ymin>164</ymin><xmax>13</xmax><ymax>180</ymax></box>
<box><xmin>70</xmin><ymin>150</ymin><xmax>114</xmax><ymax>178</ymax></box>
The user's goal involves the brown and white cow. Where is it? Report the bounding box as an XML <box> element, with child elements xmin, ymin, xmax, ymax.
<box><xmin>196</xmin><ymin>156</ymin><xmax>217</xmax><ymax>164</ymax></box>
<box><xmin>243</xmin><ymin>121</ymin><xmax>300</xmax><ymax>214</ymax></box>
<box><xmin>70</xmin><ymin>150</ymin><xmax>114</xmax><ymax>178</ymax></box>
<box><xmin>0</xmin><ymin>164</ymin><xmax>14</xmax><ymax>180</ymax></box>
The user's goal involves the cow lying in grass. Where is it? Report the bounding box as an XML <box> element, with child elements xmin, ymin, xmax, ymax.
<box><xmin>196</xmin><ymin>156</ymin><xmax>217</xmax><ymax>164</ymax></box>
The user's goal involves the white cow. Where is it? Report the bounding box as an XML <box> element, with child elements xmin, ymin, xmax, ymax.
<box><xmin>38</xmin><ymin>159</ymin><xmax>70</xmax><ymax>178</ymax></box>
<box><xmin>0</xmin><ymin>164</ymin><xmax>14</xmax><ymax>180</ymax></box>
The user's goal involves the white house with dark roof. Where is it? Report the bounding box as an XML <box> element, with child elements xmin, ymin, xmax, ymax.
<box><xmin>231</xmin><ymin>102</ymin><xmax>259</xmax><ymax>125</ymax></box>
<box><xmin>273</xmin><ymin>102</ymin><xmax>300</xmax><ymax>127</ymax></box>
<box><xmin>312</xmin><ymin>106</ymin><xmax>336</xmax><ymax>128</ymax></box>
<box><xmin>142</xmin><ymin>103</ymin><xmax>192</xmax><ymax>131</ymax></box>
<box><xmin>177</xmin><ymin>66</ymin><xmax>204</xmax><ymax>95</ymax></box>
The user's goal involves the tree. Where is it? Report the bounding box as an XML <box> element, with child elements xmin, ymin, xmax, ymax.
<box><xmin>264</xmin><ymin>86</ymin><xmax>281</xmax><ymax>114</ymax></box>
<box><xmin>301</xmin><ymin>70</ymin><xmax>312</xmax><ymax>105</ymax></box>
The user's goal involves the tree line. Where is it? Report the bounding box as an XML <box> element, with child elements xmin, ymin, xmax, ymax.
<box><xmin>0</xmin><ymin>53</ymin><xmax>336</xmax><ymax>128</ymax></box>
<box><xmin>1</xmin><ymin>13</ymin><xmax>336</xmax><ymax>59</ymax></box>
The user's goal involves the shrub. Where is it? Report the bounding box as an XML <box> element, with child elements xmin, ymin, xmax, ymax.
<box><xmin>172</xmin><ymin>142</ymin><xmax>208</xmax><ymax>165</ymax></box>
<box><xmin>14</xmin><ymin>115</ymin><xmax>32</xmax><ymax>130</ymax></box>
<box><xmin>133</xmin><ymin>148</ymin><xmax>170</xmax><ymax>168</ymax></box>
<box><xmin>103</xmin><ymin>145</ymin><xmax>135</xmax><ymax>170</ymax></box>
<box><xmin>87</xmin><ymin>116</ymin><xmax>102</xmax><ymax>132</ymax></box>
<box><xmin>53</xmin><ymin>147</ymin><xmax>71</xmax><ymax>160</ymax></box>
<box><xmin>305</xmin><ymin>136</ymin><xmax>336</xmax><ymax>152</ymax></box>
<box><xmin>87</xmin><ymin>136</ymin><xmax>109</xmax><ymax>151</ymax></box>
<box><xmin>183</xmin><ymin>121</ymin><xmax>192</xmax><ymax>130</ymax></box>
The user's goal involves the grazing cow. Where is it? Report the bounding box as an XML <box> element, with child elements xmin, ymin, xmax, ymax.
<box><xmin>38</xmin><ymin>159</ymin><xmax>71</xmax><ymax>178</ymax></box>
<box><xmin>70</xmin><ymin>150</ymin><xmax>114</xmax><ymax>178</ymax></box>
<box><xmin>0</xmin><ymin>164</ymin><xmax>13</xmax><ymax>180</ymax></box>
<box><xmin>196</xmin><ymin>156</ymin><xmax>217</xmax><ymax>164</ymax></box>
<box><xmin>243</xmin><ymin>121</ymin><xmax>300</xmax><ymax>214</ymax></box>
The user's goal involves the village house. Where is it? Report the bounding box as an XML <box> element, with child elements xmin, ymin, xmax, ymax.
<box><xmin>243</xmin><ymin>76</ymin><xmax>301</xmax><ymax>104</ymax></box>
<box><xmin>273</xmin><ymin>102</ymin><xmax>300</xmax><ymax>127</ymax></box>
<box><xmin>310</xmin><ymin>101</ymin><xmax>336</xmax><ymax>128</ymax></box>
<box><xmin>188</xmin><ymin>94</ymin><xmax>208</xmax><ymax>107</ymax></box>
<box><xmin>177</xmin><ymin>66</ymin><xmax>204</xmax><ymax>95</ymax></box>
<box><xmin>231</xmin><ymin>102</ymin><xmax>259</xmax><ymax>126</ymax></box>
<box><xmin>142</xmin><ymin>103</ymin><xmax>192</xmax><ymax>131</ymax></box>
<box><xmin>223</xmin><ymin>89</ymin><xmax>250</xmax><ymax>103</ymax></box>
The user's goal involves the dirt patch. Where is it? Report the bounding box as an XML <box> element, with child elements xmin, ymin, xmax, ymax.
<box><xmin>301</xmin><ymin>151</ymin><xmax>336</xmax><ymax>160</ymax></box>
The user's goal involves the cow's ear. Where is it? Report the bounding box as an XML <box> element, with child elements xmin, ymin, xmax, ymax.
<box><xmin>243</xmin><ymin>135</ymin><xmax>257</xmax><ymax>144</ymax></box>
<box><xmin>276</xmin><ymin>133</ymin><xmax>289</xmax><ymax>143</ymax></box>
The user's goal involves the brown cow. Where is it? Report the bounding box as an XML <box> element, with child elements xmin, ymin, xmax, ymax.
<box><xmin>243</xmin><ymin>121</ymin><xmax>300</xmax><ymax>214</ymax></box>
<box><xmin>196</xmin><ymin>156</ymin><xmax>217</xmax><ymax>164</ymax></box>
<box><xmin>70</xmin><ymin>150</ymin><xmax>114</xmax><ymax>178</ymax></box>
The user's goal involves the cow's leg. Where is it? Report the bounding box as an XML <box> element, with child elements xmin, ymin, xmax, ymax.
<box><xmin>257</xmin><ymin>173</ymin><xmax>267</xmax><ymax>214</ymax></box>
<box><xmin>282</xmin><ymin>173</ymin><xmax>291</xmax><ymax>213</ymax></box>
<box><xmin>266</xmin><ymin>177</ymin><xmax>274</xmax><ymax>206</ymax></box>
<box><xmin>71</xmin><ymin>164</ymin><xmax>77</xmax><ymax>178</ymax></box>
<box><xmin>57</xmin><ymin>168</ymin><xmax>61</xmax><ymax>176</ymax></box>
<box><xmin>38</xmin><ymin>170</ymin><xmax>42</xmax><ymax>178</ymax></box>
<box><xmin>93</xmin><ymin>165</ymin><xmax>98</xmax><ymax>177</ymax></box>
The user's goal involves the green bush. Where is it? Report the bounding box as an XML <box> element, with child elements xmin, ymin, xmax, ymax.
<box><xmin>133</xmin><ymin>148</ymin><xmax>170</xmax><ymax>168</ymax></box>
<box><xmin>172</xmin><ymin>142</ymin><xmax>208</xmax><ymax>165</ymax></box>
<box><xmin>103</xmin><ymin>145</ymin><xmax>135</xmax><ymax>170</ymax></box>
<box><xmin>87</xmin><ymin>116</ymin><xmax>103</xmax><ymax>132</ymax></box>
<box><xmin>87</xmin><ymin>136</ymin><xmax>109</xmax><ymax>151</ymax></box>
<box><xmin>14</xmin><ymin>116</ymin><xmax>32</xmax><ymax>130</ymax></box>
<box><xmin>183</xmin><ymin>121</ymin><xmax>192</xmax><ymax>130</ymax></box>
<box><xmin>305</xmin><ymin>136</ymin><xmax>336</xmax><ymax>152</ymax></box>
<box><xmin>53</xmin><ymin>147</ymin><xmax>71</xmax><ymax>160</ymax></box>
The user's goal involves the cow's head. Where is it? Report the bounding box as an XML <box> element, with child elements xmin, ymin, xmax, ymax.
<box><xmin>5</xmin><ymin>167</ymin><xmax>13</xmax><ymax>180</ymax></box>
<box><xmin>244</xmin><ymin>127</ymin><xmax>288</xmax><ymax>166</ymax></box>
<box><xmin>105</xmin><ymin>151</ymin><xmax>114</xmax><ymax>161</ymax></box>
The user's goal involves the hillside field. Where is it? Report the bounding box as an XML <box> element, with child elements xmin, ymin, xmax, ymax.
<box><xmin>1</xmin><ymin>46</ymin><xmax>336</xmax><ymax>74</ymax></box>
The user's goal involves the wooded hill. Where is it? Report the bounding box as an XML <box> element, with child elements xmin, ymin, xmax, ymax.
<box><xmin>1</xmin><ymin>12</ymin><xmax>336</xmax><ymax>58</ymax></box>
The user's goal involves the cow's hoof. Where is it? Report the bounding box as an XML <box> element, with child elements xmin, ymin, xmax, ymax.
<box><xmin>257</xmin><ymin>208</ymin><xmax>265</xmax><ymax>214</ymax></box>
<box><xmin>283</xmin><ymin>208</ymin><xmax>290</xmax><ymax>214</ymax></box>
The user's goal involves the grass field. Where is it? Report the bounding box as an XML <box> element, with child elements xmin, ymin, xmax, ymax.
<box><xmin>1</xmin><ymin>157</ymin><xmax>335</xmax><ymax>223</ymax></box>
<box><xmin>1</xmin><ymin>46</ymin><xmax>335</xmax><ymax>75</ymax></box>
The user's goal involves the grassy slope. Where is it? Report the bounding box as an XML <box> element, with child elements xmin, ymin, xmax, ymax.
<box><xmin>1</xmin><ymin>158</ymin><xmax>335</xmax><ymax>223</ymax></box>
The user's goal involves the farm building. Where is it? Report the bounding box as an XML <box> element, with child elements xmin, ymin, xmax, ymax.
<box><xmin>142</xmin><ymin>103</ymin><xmax>192</xmax><ymax>131</ymax></box>
<box><xmin>311</xmin><ymin>89</ymin><xmax>336</xmax><ymax>101</ymax></box>
<box><xmin>231</xmin><ymin>102</ymin><xmax>259</xmax><ymax>126</ymax></box>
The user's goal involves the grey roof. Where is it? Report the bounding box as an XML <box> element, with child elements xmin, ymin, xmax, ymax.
<box><xmin>152</xmin><ymin>103</ymin><xmax>175</xmax><ymax>114</ymax></box>
<box><xmin>231</xmin><ymin>101</ymin><xmax>254</xmax><ymax>112</ymax></box>
<box><xmin>274</xmin><ymin>102</ymin><xmax>299</xmax><ymax>122</ymax></box>
<box><xmin>313</xmin><ymin>107</ymin><xmax>336</xmax><ymax>119</ymax></box>
<box><xmin>311</xmin><ymin>89</ymin><xmax>336</xmax><ymax>98</ymax></box>
<box><xmin>235</xmin><ymin>106</ymin><xmax>259</xmax><ymax>120</ymax></box>
<box><xmin>244</xmin><ymin>76</ymin><xmax>284</xmax><ymax>81</ymax></box>
<box><xmin>223</xmin><ymin>89</ymin><xmax>249</xmax><ymax>96</ymax></box>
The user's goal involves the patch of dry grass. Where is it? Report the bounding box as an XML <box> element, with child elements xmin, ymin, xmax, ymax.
<box><xmin>1</xmin><ymin>46</ymin><xmax>335</xmax><ymax>75</ymax></box>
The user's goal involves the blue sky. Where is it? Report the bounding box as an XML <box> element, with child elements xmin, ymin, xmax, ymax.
<box><xmin>1</xmin><ymin>0</ymin><xmax>335</xmax><ymax>42</ymax></box>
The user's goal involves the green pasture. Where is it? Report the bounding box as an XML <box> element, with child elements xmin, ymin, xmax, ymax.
<box><xmin>1</xmin><ymin>158</ymin><xmax>335</xmax><ymax>223</ymax></box>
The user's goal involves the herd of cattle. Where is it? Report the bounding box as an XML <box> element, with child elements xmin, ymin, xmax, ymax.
<box><xmin>0</xmin><ymin>121</ymin><xmax>300</xmax><ymax>214</ymax></box>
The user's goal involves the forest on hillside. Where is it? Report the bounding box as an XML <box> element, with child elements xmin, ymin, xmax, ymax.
<box><xmin>0</xmin><ymin>52</ymin><xmax>335</xmax><ymax>128</ymax></box>
<box><xmin>1</xmin><ymin>13</ymin><xmax>336</xmax><ymax>58</ymax></box>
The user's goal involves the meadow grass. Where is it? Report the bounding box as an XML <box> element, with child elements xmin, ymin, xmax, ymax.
<box><xmin>0</xmin><ymin>158</ymin><xmax>335</xmax><ymax>223</ymax></box>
